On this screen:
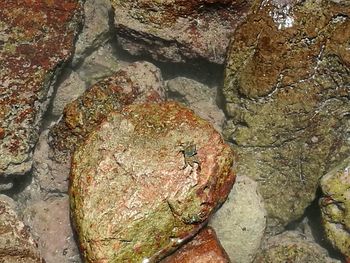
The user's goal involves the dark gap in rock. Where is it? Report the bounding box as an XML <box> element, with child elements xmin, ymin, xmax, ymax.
<box><xmin>2</xmin><ymin>169</ymin><xmax>33</xmax><ymax>199</ymax></box>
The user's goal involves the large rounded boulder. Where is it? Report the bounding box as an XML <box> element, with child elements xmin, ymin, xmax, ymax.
<box><xmin>70</xmin><ymin>102</ymin><xmax>235</xmax><ymax>262</ymax></box>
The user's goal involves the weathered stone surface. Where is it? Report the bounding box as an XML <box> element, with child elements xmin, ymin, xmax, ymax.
<box><xmin>110</xmin><ymin>0</ymin><xmax>253</xmax><ymax>64</ymax></box>
<box><xmin>0</xmin><ymin>1</ymin><xmax>83</xmax><ymax>177</ymax></box>
<box><xmin>24</xmin><ymin>196</ymin><xmax>80</xmax><ymax>263</ymax></box>
<box><xmin>70</xmin><ymin>102</ymin><xmax>235</xmax><ymax>262</ymax></box>
<box><xmin>51</xmin><ymin>69</ymin><xmax>86</xmax><ymax>117</ymax></box>
<box><xmin>0</xmin><ymin>195</ymin><xmax>43</xmax><ymax>263</ymax></box>
<box><xmin>320</xmin><ymin>157</ymin><xmax>350</xmax><ymax>258</ymax></box>
<box><xmin>49</xmin><ymin>61</ymin><xmax>165</xmax><ymax>162</ymax></box>
<box><xmin>161</xmin><ymin>227</ymin><xmax>230</xmax><ymax>263</ymax></box>
<box><xmin>166</xmin><ymin>77</ymin><xmax>225</xmax><ymax>132</ymax></box>
<box><xmin>72</xmin><ymin>0</ymin><xmax>113</xmax><ymax>66</ymax></box>
<box><xmin>209</xmin><ymin>175</ymin><xmax>266</xmax><ymax>263</ymax></box>
<box><xmin>253</xmin><ymin>231</ymin><xmax>340</xmax><ymax>263</ymax></box>
<box><xmin>223</xmin><ymin>0</ymin><xmax>350</xmax><ymax>230</ymax></box>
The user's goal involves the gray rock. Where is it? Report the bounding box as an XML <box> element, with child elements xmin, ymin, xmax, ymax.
<box><xmin>223</xmin><ymin>0</ymin><xmax>350</xmax><ymax>231</ymax></box>
<box><xmin>320</xmin><ymin>156</ymin><xmax>350</xmax><ymax>259</ymax></box>
<box><xmin>166</xmin><ymin>77</ymin><xmax>225</xmax><ymax>132</ymax></box>
<box><xmin>254</xmin><ymin>231</ymin><xmax>341</xmax><ymax>263</ymax></box>
<box><xmin>24</xmin><ymin>196</ymin><xmax>81</xmax><ymax>263</ymax></box>
<box><xmin>72</xmin><ymin>0</ymin><xmax>113</xmax><ymax>66</ymax></box>
<box><xmin>209</xmin><ymin>175</ymin><xmax>266</xmax><ymax>263</ymax></box>
<box><xmin>0</xmin><ymin>195</ymin><xmax>43</xmax><ymax>263</ymax></box>
<box><xmin>51</xmin><ymin>69</ymin><xmax>86</xmax><ymax>117</ymax></box>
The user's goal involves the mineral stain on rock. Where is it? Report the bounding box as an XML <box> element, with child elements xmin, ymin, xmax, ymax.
<box><xmin>0</xmin><ymin>0</ymin><xmax>83</xmax><ymax>177</ymax></box>
<box><xmin>70</xmin><ymin>102</ymin><xmax>235</xmax><ymax>262</ymax></box>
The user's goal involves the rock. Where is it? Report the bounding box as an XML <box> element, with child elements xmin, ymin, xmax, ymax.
<box><xmin>0</xmin><ymin>195</ymin><xmax>43</xmax><ymax>263</ymax></box>
<box><xmin>49</xmin><ymin>61</ymin><xmax>165</xmax><ymax>162</ymax></box>
<box><xmin>320</xmin><ymin>157</ymin><xmax>350</xmax><ymax>258</ymax></box>
<box><xmin>0</xmin><ymin>1</ymin><xmax>83</xmax><ymax>178</ymax></box>
<box><xmin>253</xmin><ymin>231</ymin><xmax>341</xmax><ymax>263</ymax></box>
<box><xmin>161</xmin><ymin>227</ymin><xmax>230</xmax><ymax>263</ymax></box>
<box><xmin>223</xmin><ymin>0</ymin><xmax>350</xmax><ymax>230</ymax></box>
<box><xmin>51</xmin><ymin>69</ymin><xmax>86</xmax><ymax>117</ymax></box>
<box><xmin>209</xmin><ymin>175</ymin><xmax>266</xmax><ymax>263</ymax></box>
<box><xmin>110</xmin><ymin>0</ymin><xmax>253</xmax><ymax>64</ymax></box>
<box><xmin>75</xmin><ymin>42</ymin><xmax>122</xmax><ymax>86</ymax></box>
<box><xmin>166</xmin><ymin>77</ymin><xmax>225</xmax><ymax>132</ymax></box>
<box><xmin>72</xmin><ymin>0</ymin><xmax>113</xmax><ymax>66</ymax></box>
<box><xmin>70</xmin><ymin>102</ymin><xmax>235</xmax><ymax>262</ymax></box>
<box><xmin>24</xmin><ymin>196</ymin><xmax>80</xmax><ymax>263</ymax></box>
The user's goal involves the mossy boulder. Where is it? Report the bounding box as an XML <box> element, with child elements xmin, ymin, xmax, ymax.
<box><xmin>70</xmin><ymin>102</ymin><xmax>235</xmax><ymax>262</ymax></box>
<box><xmin>223</xmin><ymin>0</ymin><xmax>350</xmax><ymax>230</ymax></box>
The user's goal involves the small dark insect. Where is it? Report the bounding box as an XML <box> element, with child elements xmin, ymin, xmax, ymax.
<box><xmin>178</xmin><ymin>141</ymin><xmax>200</xmax><ymax>169</ymax></box>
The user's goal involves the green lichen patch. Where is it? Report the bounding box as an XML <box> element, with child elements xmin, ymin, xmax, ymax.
<box><xmin>70</xmin><ymin>102</ymin><xmax>235</xmax><ymax>262</ymax></box>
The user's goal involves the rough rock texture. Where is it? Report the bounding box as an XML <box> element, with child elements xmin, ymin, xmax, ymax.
<box><xmin>166</xmin><ymin>77</ymin><xmax>225</xmax><ymax>132</ymax></box>
<box><xmin>70</xmin><ymin>102</ymin><xmax>235</xmax><ymax>262</ymax></box>
<box><xmin>0</xmin><ymin>195</ymin><xmax>43</xmax><ymax>263</ymax></box>
<box><xmin>110</xmin><ymin>0</ymin><xmax>253</xmax><ymax>64</ymax></box>
<box><xmin>253</xmin><ymin>231</ymin><xmax>340</xmax><ymax>263</ymax></box>
<box><xmin>223</xmin><ymin>0</ymin><xmax>350</xmax><ymax>230</ymax></box>
<box><xmin>161</xmin><ymin>227</ymin><xmax>230</xmax><ymax>263</ymax></box>
<box><xmin>209</xmin><ymin>175</ymin><xmax>266</xmax><ymax>263</ymax></box>
<box><xmin>49</xmin><ymin>61</ymin><xmax>165</xmax><ymax>162</ymax></box>
<box><xmin>51</xmin><ymin>69</ymin><xmax>86</xmax><ymax>117</ymax></box>
<box><xmin>320</xmin><ymin>156</ymin><xmax>350</xmax><ymax>258</ymax></box>
<box><xmin>72</xmin><ymin>0</ymin><xmax>113</xmax><ymax>66</ymax></box>
<box><xmin>24</xmin><ymin>196</ymin><xmax>80</xmax><ymax>263</ymax></box>
<box><xmin>0</xmin><ymin>1</ymin><xmax>83</xmax><ymax>178</ymax></box>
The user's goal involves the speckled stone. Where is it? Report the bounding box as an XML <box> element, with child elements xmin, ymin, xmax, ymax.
<box><xmin>0</xmin><ymin>195</ymin><xmax>44</xmax><ymax>263</ymax></box>
<box><xmin>223</xmin><ymin>0</ymin><xmax>350</xmax><ymax>230</ymax></box>
<box><xmin>0</xmin><ymin>1</ymin><xmax>83</xmax><ymax>178</ymax></box>
<box><xmin>161</xmin><ymin>227</ymin><xmax>230</xmax><ymax>263</ymax></box>
<box><xmin>320</xmin><ymin>156</ymin><xmax>350</xmax><ymax>258</ymax></box>
<box><xmin>110</xmin><ymin>0</ymin><xmax>253</xmax><ymax>64</ymax></box>
<box><xmin>49</xmin><ymin>61</ymin><xmax>165</xmax><ymax>162</ymax></box>
<box><xmin>70</xmin><ymin>102</ymin><xmax>235</xmax><ymax>262</ymax></box>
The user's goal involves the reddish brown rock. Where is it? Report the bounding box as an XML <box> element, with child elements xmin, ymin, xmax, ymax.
<box><xmin>0</xmin><ymin>195</ymin><xmax>44</xmax><ymax>263</ymax></box>
<box><xmin>49</xmin><ymin>61</ymin><xmax>165</xmax><ymax>162</ymax></box>
<box><xmin>161</xmin><ymin>227</ymin><xmax>231</xmax><ymax>263</ymax></box>
<box><xmin>70</xmin><ymin>102</ymin><xmax>235</xmax><ymax>262</ymax></box>
<box><xmin>0</xmin><ymin>1</ymin><xmax>83</xmax><ymax>178</ymax></box>
<box><xmin>110</xmin><ymin>0</ymin><xmax>253</xmax><ymax>64</ymax></box>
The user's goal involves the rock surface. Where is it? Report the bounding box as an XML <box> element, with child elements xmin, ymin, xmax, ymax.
<box><xmin>166</xmin><ymin>77</ymin><xmax>225</xmax><ymax>132</ymax></box>
<box><xmin>320</xmin><ymin>157</ymin><xmax>350</xmax><ymax>258</ymax></box>
<box><xmin>210</xmin><ymin>175</ymin><xmax>266</xmax><ymax>263</ymax></box>
<box><xmin>253</xmin><ymin>231</ymin><xmax>340</xmax><ymax>263</ymax></box>
<box><xmin>161</xmin><ymin>227</ymin><xmax>230</xmax><ymax>263</ymax></box>
<box><xmin>110</xmin><ymin>0</ymin><xmax>253</xmax><ymax>64</ymax></box>
<box><xmin>49</xmin><ymin>61</ymin><xmax>165</xmax><ymax>162</ymax></box>
<box><xmin>223</xmin><ymin>0</ymin><xmax>350</xmax><ymax>230</ymax></box>
<box><xmin>70</xmin><ymin>102</ymin><xmax>235</xmax><ymax>262</ymax></box>
<box><xmin>0</xmin><ymin>0</ymin><xmax>83</xmax><ymax>178</ymax></box>
<box><xmin>0</xmin><ymin>195</ymin><xmax>43</xmax><ymax>263</ymax></box>
<box><xmin>24</xmin><ymin>196</ymin><xmax>80</xmax><ymax>263</ymax></box>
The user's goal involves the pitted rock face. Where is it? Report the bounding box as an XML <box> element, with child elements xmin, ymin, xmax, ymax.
<box><xmin>70</xmin><ymin>102</ymin><xmax>235</xmax><ymax>262</ymax></box>
<box><xmin>49</xmin><ymin>61</ymin><xmax>165</xmax><ymax>162</ymax></box>
<box><xmin>0</xmin><ymin>1</ymin><xmax>83</xmax><ymax>177</ymax></box>
<box><xmin>110</xmin><ymin>0</ymin><xmax>253</xmax><ymax>64</ymax></box>
<box><xmin>223</xmin><ymin>0</ymin><xmax>350</xmax><ymax>230</ymax></box>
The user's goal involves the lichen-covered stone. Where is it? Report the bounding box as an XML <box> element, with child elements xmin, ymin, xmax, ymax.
<box><xmin>223</xmin><ymin>0</ymin><xmax>350</xmax><ymax>230</ymax></box>
<box><xmin>0</xmin><ymin>195</ymin><xmax>44</xmax><ymax>263</ymax></box>
<box><xmin>70</xmin><ymin>102</ymin><xmax>235</xmax><ymax>262</ymax></box>
<box><xmin>161</xmin><ymin>227</ymin><xmax>230</xmax><ymax>263</ymax></box>
<box><xmin>110</xmin><ymin>0</ymin><xmax>253</xmax><ymax>64</ymax></box>
<box><xmin>209</xmin><ymin>175</ymin><xmax>266</xmax><ymax>263</ymax></box>
<box><xmin>320</xmin><ymin>157</ymin><xmax>350</xmax><ymax>258</ymax></box>
<box><xmin>253</xmin><ymin>231</ymin><xmax>340</xmax><ymax>263</ymax></box>
<box><xmin>0</xmin><ymin>0</ymin><xmax>83</xmax><ymax>178</ymax></box>
<box><xmin>49</xmin><ymin>61</ymin><xmax>165</xmax><ymax>162</ymax></box>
